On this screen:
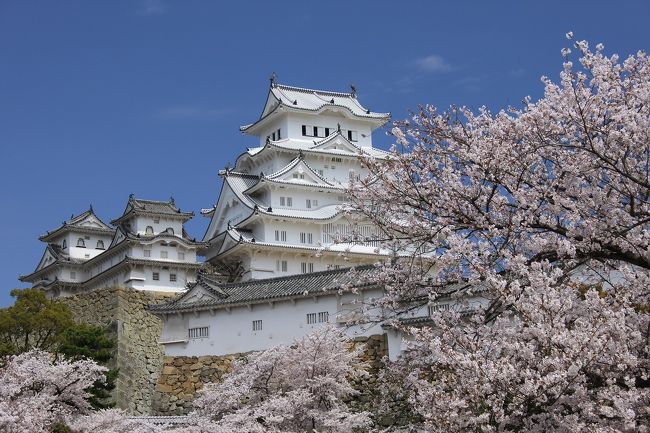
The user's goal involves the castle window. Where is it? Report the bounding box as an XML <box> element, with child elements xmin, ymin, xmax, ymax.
<box><xmin>154</xmin><ymin>218</ymin><xmax>160</xmax><ymax>224</ymax></box>
<box><xmin>306</xmin><ymin>199</ymin><xmax>311</xmax><ymax>208</ymax></box>
<box><xmin>313</xmin><ymin>126</ymin><xmax>319</xmax><ymax>137</ymax></box>
<box><xmin>429</xmin><ymin>303</ymin><xmax>452</xmax><ymax>315</ymax></box>
<box><xmin>169</xmin><ymin>273</ymin><xmax>177</xmax><ymax>282</ymax></box>
<box><xmin>301</xmin><ymin>262</ymin><xmax>314</xmax><ymax>273</ymax></box>
<box><xmin>77</xmin><ymin>238</ymin><xmax>85</xmax><ymax>248</ymax></box>
<box><xmin>331</xmin><ymin>157</ymin><xmax>343</xmax><ymax>163</ymax></box>
<box><xmin>62</xmin><ymin>239</ymin><xmax>67</xmax><ymax>249</ymax></box>
<box><xmin>178</xmin><ymin>252</ymin><xmax>185</xmax><ymax>260</ymax></box>
<box><xmin>188</xmin><ymin>326</ymin><xmax>209</xmax><ymax>339</ymax></box>
<box><xmin>152</xmin><ymin>272</ymin><xmax>160</xmax><ymax>281</ymax></box>
<box><xmin>302</xmin><ymin>125</ymin><xmax>307</xmax><ymax>136</ymax></box>
<box><xmin>276</xmin><ymin>260</ymin><xmax>287</xmax><ymax>272</ymax></box>
<box><xmin>144</xmin><ymin>249</ymin><xmax>151</xmax><ymax>258</ymax></box>
<box><xmin>347</xmin><ymin>130</ymin><xmax>358</xmax><ymax>142</ymax></box>
<box><xmin>280</xmin><ymin>197</ymin><xmax>285</xmax><ymax>206</ymax></box>
<box><xmin>160</xmin><ymin>251</ymin><xmax>168</xmax><ymax>259</ymax></box>
<box><xmin>287</xmin><ymin>197</ymin><xmax>293</xmax><ymax>207</ymax></box>
<box><xmin>275</xmin><ymin>230</ymin><xmax>287</xmax><ymax>242</ymax></box>
<box><xmin>145</xmin><ymin>226</ymin><xmax>154</xmax><ymax>235</ymax></box>
<box><xmin>299</xmin><ymin>233</ymin><xmax>313</xmax><ymax>244</ymax></box>
<box><xmin>166</xmin><ymin>227</ymin><xmax>174</xmax><ymax>235</ymax></box>
<box><xmin>277</xmin><ymin>129</ymin><xmax>281</xmax><ymax>140</ymax></box>
<box><xmin>96</xmin><ymin>240</ymin><xmax>105</xmax><ymax>249</ymax></box>
<box><xmin>325</xmin><ymin>127</ymin><xmax>330</xmax><ymax>136</ymax></box>
<box><xmin>307</xmin><ymin>311</ymin><xmax>329</xmax><ymax>324</ymax></box>
<box><xmin>252</xmin><ymin>320</ymin><xmax>263</xmax><ymax>331</ymax></box>
<box><xmin>318</xmin><ymin>169</ymin><xmax>324</xmax><ymax>176</ymax></box>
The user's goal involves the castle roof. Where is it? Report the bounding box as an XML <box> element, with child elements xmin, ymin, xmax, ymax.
<box><xmin>39</xmin><ymin>207</ymin><xmax>114</xmax><ymax>242</ymax></box>
<box><xmin>148</xmin><ymin>265</ymin><xmax>379</xmax><ymax>314</ymax></box>
<box><xmin>111</xmin><ymin>196</ymin><xmax>194</xmax><ymax>226</ymax></box>
<box><xmin>240</xmin><ymin>83</ymin><xmax>390</xmax><ymax>134</ymax></box>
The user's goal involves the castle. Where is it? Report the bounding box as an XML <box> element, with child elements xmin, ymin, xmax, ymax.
<box><xmin>20</xmin><ymin>80</ymin><xmax>445</xmax><ymax>414</ymax></box>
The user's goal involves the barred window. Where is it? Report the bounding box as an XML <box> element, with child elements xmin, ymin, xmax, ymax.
<box><xmin>169</xmin><ymin>273</ymin><xmax>177</xmax><ymax>282</ymax></box>
<box><xmin>428</xmin><ymin>303</ymin><xmax>451</xmax><ymax>315</ymax></box>
<box><xmin>252</xmin><ymin>320</ymin><xmax>263</xmax><ymax>331</ymax></box>
<box><xmin>307</xmin><ymin>311</ymin><xmax>329</xmax><ymax>324</ymax></box>
<box><xmin>188</xmin><ymin>327</ymin><xmax>209</xmax><ymax>339</ymax></box>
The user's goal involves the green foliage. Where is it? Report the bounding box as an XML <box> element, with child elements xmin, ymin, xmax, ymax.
<box><xmin>57</xmin><ymin>324</ymin><xmax>118</xmax><ymax>409</ymax></box>
<box><xmin>0</xmin><ymin>288</ymin><xmax>73</xmax><ymax>357</ymax></box>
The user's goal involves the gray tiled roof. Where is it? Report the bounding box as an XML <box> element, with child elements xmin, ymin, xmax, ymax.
<box><xmin>240</xmin><ymin>83</ymin><xmax>390</xmax><ymax>133</ymax></box>
<box><xmin>39</xmin><ymin>208</ymin><xmax>115</xmax><ymax>241</ymax></box>
<box><xmin>148</xmin><ymin>265</ymin><xmax>379</xmax><ymax>314</ymax></box>
<box><xmin>111</xmin><ymin>195</ymin><xmax>194</xmax><ymax>225</ymax></box>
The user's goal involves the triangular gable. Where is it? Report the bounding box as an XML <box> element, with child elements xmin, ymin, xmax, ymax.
<box><xmin>265</xmin><ymin>158</ymin><xmax>335</xmax><ymax>187</ymax></box>
<box><xmin>311</xmin><ymin>132</ymin><xmax>362</xmax><ymax>154</ymax></box>
<box><xmin>204</xmin><ymin>180</ymin><xmax>257</xmax><ymax>241</ymax></box>
<box><xmin>109</xmin><ymin>227</ymin><xmax>128</xmax><ymax>248</ymax></box>
<box><xmin>67</xmin><ymin>209</ymin><xmax>113</xmax><ymax>230</ymax></box>
<box><xmin>34</xmin><ymin>246</ymin><xmax>59</xmax><ymax>272</ymax></box>
<box><xmin>261</xmin><ymin>89</ymin><xmax>281</xmax><ymax>118</ymax></box>
<box><xmin>176</xmin><ymin>285</ymin><xmax>221</xmax><ymax>305</ymax></box>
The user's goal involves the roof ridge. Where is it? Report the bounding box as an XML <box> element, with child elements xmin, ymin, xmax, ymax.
<box><xmin>275</xmin><ymin>83</ymin><xmax>353</xmax><ymax>98</ymax></box>
<box><xmin>223</xmin><ymin>264</ymin><xmax>375</xmax><ymax>288</ymax></box>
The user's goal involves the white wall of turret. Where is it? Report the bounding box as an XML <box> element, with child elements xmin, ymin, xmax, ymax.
<box><xmin>160</xmin><ymin>287</ymin><xmax>386</xmax><ymax>357</ymax></box>
<box><xmin>58</xmin><ymin>232</ymin><xmax>113</xmax><ymax>260</ymax></box>
<box><xmin>257</xmin><ymin>112</ymin><xmax>374</xmax><ymax>148</ymax></box>
<box><xmin>237</xmin><ymin>248</ymin><xmax>376</xmax><ymax>281</ymax></box>
<box><xmin>125</xmin><ymin>216</ymin><xmax>185</xmax><ymax>238</ymax></box>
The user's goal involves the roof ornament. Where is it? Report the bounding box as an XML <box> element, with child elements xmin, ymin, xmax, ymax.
<box><xmin>265</xmin><ymin>136</ymin><xmax>271</xmax><ymax>145</ymax></box>
<box><xmin>260</xmin><ymin>171</ymin><xmax>265</xmax><ymax>178</ymax></box>
<box><xmin>330</xmin><ymin>98</ymin><xmax>335</xmax><ymax>104</ymax></box>
<box><xmin>89</xmin><ymin>204</ymin><xmax>93</xmax><ymax>212</ymax></box>
<box><xmin>70</xmin><ymin>214</ymin><xmax>74</xmax><ymax>220</ymax></box>
<box><xmin>267</xmin><ymin>206</ymin><xmax>272</xmax><ymax>212</ymax></box>
<box><xmin>298</xmin><ymin>149</ymin><xmax>304</xmax><ymax>159</ymax></box>
<box><xmin>337</xmin><ymin>123</ymin><xmax>341</xmax><ymax>132</ymax></box>
<box><xmin>350</xmin><ymin>84</ymin><xmax>357</xmax><ymax>97</ymax></box>
<box><xmin>129</xmin><ymin>193</ymin><xmax>134</xmax><ymax>200</ymax></box>
<box><xmin>239</xmin><ymin>234</ymin><xmax>243</xmax><ymax>242</ymax></box>
<box><xmin>269</xmin><ymin>72</ymin><xmax>277</xmax><ymax>87</ymax></box>
<box><xmin>366</xmin><ymin>109</ymin><xmax>371</xmax><ymax>114</ymax></box>
<box><xmin>293</xmin><ymin>99</ymin><xmax>297</xmax><ymax>105</ymax></box>
<box><xmin>170</xmin><ymin>196</ymin><xmax>175</xmax><ymax>206</ymax></box>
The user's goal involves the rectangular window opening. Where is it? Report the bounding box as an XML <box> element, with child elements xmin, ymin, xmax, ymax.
<box><xmin>252</xmin><ymin>320</ymin><xmax>263</xmax><ymax>331</ymax></box>
<box><xmin>188</xmin><ymin>326</ymin><xmax>209</xmax><ymax>339</ymax></box>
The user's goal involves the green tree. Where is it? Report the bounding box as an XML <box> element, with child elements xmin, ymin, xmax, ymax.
<box><xmin>58</xmin><ymin>324</ymin><xmax>118</xmax><ymax>409</ymax></box>
<box><xmin>0</xmin><ymin>288</ymin><xmax>73</xmax><ymax>357</ymax></box>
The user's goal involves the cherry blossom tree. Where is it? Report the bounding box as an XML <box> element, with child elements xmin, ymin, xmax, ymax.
<box><xmin>350</xmin><ymin>37</ymin><xmax>650</xmax><ymax>432</ymax></box>
<box><xmin>190</xmin><ymin>324</ymin><xmax>372</xmax><ymax>433</ymax></box>
<box><xmin>0</xmin><ymin>350</ymin><xmax>107</xmax><ymax>433</ymax></box>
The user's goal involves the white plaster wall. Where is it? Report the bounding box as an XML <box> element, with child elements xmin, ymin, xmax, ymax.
<box><xmin>62</xmin><ymin>232</ymin><xmax>113</xmax><ymax>260</ymax></box>
<box><xmin>131</xmin><ymin>216</ymin><xmax>184</xmax><ymax>237</ymax></box>
<box><xmin>278</xmin><ymin>112</ymin><xmax>375</xmax><ymax>148</ymax></box>
<box><xmin>161</xmin><ymin>288</ymin><xmax>385</xmax><ymax>357</ymax></box>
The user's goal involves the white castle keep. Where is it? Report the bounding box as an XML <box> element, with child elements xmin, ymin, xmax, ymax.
<box><xmin>200</xmin><ymin>79</ymin><xmax>391</xmax><ymax>281</ymax></box>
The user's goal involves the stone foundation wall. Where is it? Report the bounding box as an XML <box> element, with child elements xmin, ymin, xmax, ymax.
<box><xmin>60</xmin><ymin>287</ymin><xmax>176</xmax><ymax>415</ymax></box>
<box><xmin>152</xmin><ymin>334</ymin><xmax>390</xmax><ymax>416</ymax></box>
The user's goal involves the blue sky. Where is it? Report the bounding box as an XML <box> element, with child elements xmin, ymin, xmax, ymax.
<box><xmin>1</xmin><ymin>0</ymin><xmax>649</xmax><ymax>306</ymax></box>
